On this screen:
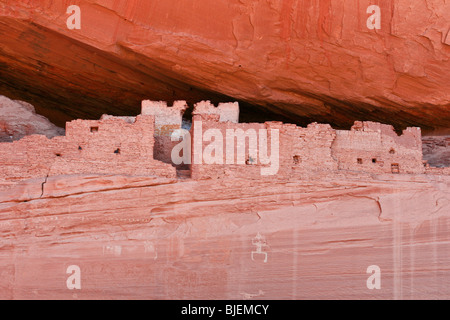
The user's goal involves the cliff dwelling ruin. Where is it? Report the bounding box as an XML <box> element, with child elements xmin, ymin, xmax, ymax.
<box><xmin>0</xmin><ymin>100</ymin><xmax>447</xmax><ymax>183</ymax></box>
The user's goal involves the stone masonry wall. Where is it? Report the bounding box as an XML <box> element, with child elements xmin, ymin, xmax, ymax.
<box><xmin>192</xmin><ymin>101</ymin><xmax>239</xmax><ymax>123</ymax></box>
<box><xmin>189</xmin><ymin>113</ymin><xmax>425</xmax><ymax>179</ymax></box>
<box><xmin>331</xmin><ymin>121</ymin><xmax>424</xmax><ymax>174</ymax></box>
<box><xmin>0</xmin><ymin>115</ymin><xmax>176</xmax><ymax>181</ymax></box>
<box><xmin>141</xmin><ymin>100</ymin><xmax>188</xmax><ymax>166</ymax></box>
<box><xmin>190</xmin><ymin>114</ymin><xmax>268</xmax><ymax>180</ymax></box>
<box><xmin>0</xmin><ymin>100</ymin><xmax>432</xmax><ymax>182</ymax></box>
<box><xmin>190</xmin><ymin>114</ymin><xmax>338</xmax><ymax>180</ymax></box>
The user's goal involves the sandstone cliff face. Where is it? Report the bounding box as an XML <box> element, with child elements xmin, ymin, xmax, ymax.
<box><xmin>0</xmin><ymin>173</ymin><xmax>449</xmax><ymax>299</ymax></box>
<box><xmin>0</xmin><ymin>0</ymin><xmax>449</xmax><ymax>300</ymax></box>
<box><xmin>0</xmin><ymin>95</ymin><xmax>64</xmax><ymax>142</ymax></box>
<box><xmin>0</xmin><ymin>0</ymin><xmax>449</xmax><ymax>131</ymax></box>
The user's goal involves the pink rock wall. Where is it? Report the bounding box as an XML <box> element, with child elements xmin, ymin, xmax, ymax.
<box><xmin>332</xmin><ymin>121</ymin><xmax>424</xmax><ymax>174</ymax></box>
<box><xmin>0</xmin><ymin>173</ymin><xmax>449</xmax><ymax>299</ymax></box>
<box><xmin>190</xmin><ymin>103</ymin><xmax>425</xmax><ymax>180</ymax></box>
<box><xmin>190</xmin><ymin>114</ymin><xmax>268</xmax><ymax>180</ymax></box>
<box><xmin>141</xmin><ymin>100</ymin><xmax>188</xmax><ymax>166</ymax></box>
<box><xmin>193</xmin><ymin>101</ymin><xmax>240</xmax><ymax>124</ymax></box>
<box><xmin>0</xmin><ymin>100</ymin><xmax>436</xmax><ymax>183</ymax></box>
<box><xmin>1</xmin><ymin>1</ymin><xmax>449</xmax><ymax>130</ymax></box>
<box><xmin>0</xmin><ymin>114</ymin><xmax>176</xmax><ymax>181</ymax></box>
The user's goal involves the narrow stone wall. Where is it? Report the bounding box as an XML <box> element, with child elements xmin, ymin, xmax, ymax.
<box><xmin>331</xmin><ymin>121</ymin><xmax>424</xmax><ymax>174</ymax></box>
<box><xmin>0</xmin><ymin>115</ymin><xmax>176</xmax><ymax>181</ymax></box>
<box><xmin>141</xmin><ymin>100</ymin><xmax>188</xmax><ymax>166</ymax></box>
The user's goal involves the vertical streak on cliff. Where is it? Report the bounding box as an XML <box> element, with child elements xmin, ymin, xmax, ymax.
<box><xmin>317</xmin><ymin>0</ymin><xmax>332</xmax><ymax>41</ymax></box>
<box><xmin>317</xmin><ymin>0</ymin><xmax>333</xmax><ymax>67</ymax></box>
<box><xmin>390</xmin><ymin>0</ymin><xmax>395</xmax><ymax>35</ymax></box>
<box><xmin>377</xmin><ymin>0</ymin><xmax>394</xmax><ymax>34</ymax></box>
<box><xmin>236</xmin><ymin>232</ymin><xmax>244</xmax><ymax>298</ymax></box>
<box><xmin>297</xmin><ymin>0</ymin><xmax>308</xmax><ymax>39</ymax></box>
<box><xmin>280</xmin><ymin>0</ymin><xmax>295</xmax><ymax>66</ymax></box>
<box><xmin>431</xmin><ymin>217</ymin><xmax>438</xmax><ymax>296</ymax></box>
<box><xmin>392</xmin><ymin>191</ymin><xmax>403</xmax><ymax>300</ymax></box>
<box><xmin>292</xmin><ymin>224</ymin><xmax>299</xmax><ymax>298</ymax></box>
<box><xmin>408</xmin><ymin>226</ymin><xmax>415</xmax><ymax>299</ymax></box>
<box><xmin>357</xmin><ymin>0</ymin><xmax>360</xmax><ymax>31</ymax></box>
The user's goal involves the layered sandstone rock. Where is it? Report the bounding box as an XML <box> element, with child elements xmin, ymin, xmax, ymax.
<box><xmin>0</xmin><ymin>100</ymin><xmax>448</xmax><ymax>299</ymax></box>
<box><xmin>0</xmin><ymin>0</ymin><xmax>449</xmax><ymax>131</ymax></box>
<box><xmin>0</xmin><ymin>0</ymin><xmax>449</xmax><ymax>300</ymax></box>
<box><xmin>0</xmin><ymin>173</ymin><xmax>449</xmax><ymax>299</ymax></box>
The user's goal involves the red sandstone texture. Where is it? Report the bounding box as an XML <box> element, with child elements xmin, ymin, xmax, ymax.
<box><xmin>0</xmin><ymin>0</ymin><xmax>449</xmax><ymax>301</ymax></box>
<box><xmin>0</xmin><ymin>100</ymin><xmax>449</xmax><ymax>299</ymax></box>
<box><xmin>0</xmin><ymin>0</ymin><xmax>449</xmax><ymax>131</ymax></box>
<box><xmin>0</xmin><ymin>173</ymin><xmax>449</xmax><ymax>299</ymax></box>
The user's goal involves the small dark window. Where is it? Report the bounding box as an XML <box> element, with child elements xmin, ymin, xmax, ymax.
<box><xmin>389</xmin><ymin>148</ymin><xmax>395</xmax><ymax>154</ymax></box>
<box><xmin>55</xmin><ymin>153</ymin><xmax>61</xmax><ymax>157</ymax></box>
<box><xmin>114</xmin><ymin>148</ymin><xmax>121</xmax><ymax>154</ymax></box>
<box><xmin>357</xmin><ymin>158</ymin><xmax>363</xmax><ymax>164</ymax></box>
<box><xmin>78</xmin><ymin>146</ymin><xmax>82</xmax><ymax>150</ymax></box>
<box><xmin>293</xmin><ymin>155</ymin><xmax>301</xmax><ymax>164</ymax></box>
<box><xmin>391</xmin><ymin>163</ymin><xmax>400</xmax><ymax>174</ymax></box>
<box><xmin>372</xmin><ymin>158</ymin><xmax>377</xmax><ymax>163</ymax></box>
<box><xmin>90</xmin><ymin>127</ymin><xmax>99</xmax><ymax>133</ymax></box>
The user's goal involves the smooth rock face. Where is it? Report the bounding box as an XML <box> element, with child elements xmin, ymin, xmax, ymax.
<box><xmin>0</xmin><ymin>1</ymin><xmax>449</xmax><ymax>131</ymax></box>
<box><xmin>0</xmin><ymin>95</ymin><xmax>64</xmax><ymax>142</ymax></box>
<box><xmin>0</xmin><ymin>173</ymin><xmax>449</xmax><ymax>299</ymax></box>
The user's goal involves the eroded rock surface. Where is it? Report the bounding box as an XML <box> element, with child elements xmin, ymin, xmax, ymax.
<box><xmin>0</xmin><ymin>173</ymin><xmax>449</xmax><ymax>299</ymax></box>
<box><xmin>0</xmin><ymin>95</ymin><xmax>64</xmax><ymax>142</ymax></box>
<box><xmin>423</xmin><ymin>136</ymin><xmax>450</xmax><ymax>167</ymax></box>
<box><xmin>0</xmin><ymin>0</ymin><xmax>449</xmax><ymax>131</ymax></box>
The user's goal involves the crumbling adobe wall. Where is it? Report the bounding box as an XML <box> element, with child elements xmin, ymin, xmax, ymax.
<box><xmin>191</xmin><ymin>101</ymin><xmax>264</xmax><ymax>179</ymax></box>
<box><xmin>190</xmin><ymin>114</ymin><xmax>269</xmax><ymax>180</ymax></box>
<box><xmin>190</xmin><ymin>103</ymin><xmax>338</xmax><ymax>180</ymax></box>
<box><xmin>331</xmin><ymin>121</ymin><xmax>424</xmax><ymax>174</ymax></box>
<box><xmin>0</xmin><ymin>135</ymin><xmax>58</xmax><ymax>181</ymax></box>
<box><xmin>274</xmin><ymin>122</ymin><xmax>338</xmax><ymax>178</ymax></box>
<box><xmin>141</xmin><ymin>100</ymin><xmax>188</xmax><ymax>166</ymax></box>
<box><xmin>190</xmin><ymin>101</ymin><xmax>271</xmax><ymax>179</ymax></box>
<box><xmin>0</xmin><ymin>99</ymin><xmax>431</xmax><ymax>182</ymax></box>
<box><xmin>0</xmin><ymin>115</ymin><xmax>176</xmax><ymax>181</ymax></box>
<box><xmin>193</xmin><ymin>101</ymin><xmax>239</xmax><ymax>123</ymax></box>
